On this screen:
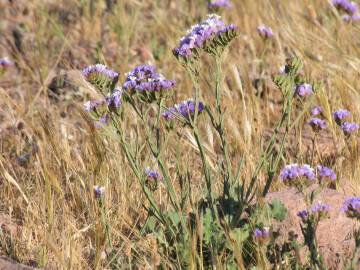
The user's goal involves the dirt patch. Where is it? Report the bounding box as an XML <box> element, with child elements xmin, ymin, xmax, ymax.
<box><xmin>267</xmin><ymin>185</ymin><xmax>359</xmax><ymax>269</ymax></box>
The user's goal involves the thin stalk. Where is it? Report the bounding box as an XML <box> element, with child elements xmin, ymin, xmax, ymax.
<box><xmin>99</xmin><ymin>198</ymin><xmax>113</xmax><ymax>248</ymax></box>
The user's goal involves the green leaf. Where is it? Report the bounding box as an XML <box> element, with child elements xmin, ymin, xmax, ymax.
<box><xmin>268</xmin><ymin>199</ymin><xmax>287</xmax><ymax>221</ymax></box>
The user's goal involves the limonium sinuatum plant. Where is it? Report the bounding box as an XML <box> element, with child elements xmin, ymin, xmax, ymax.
<box><xmin>333</xmin><ymin>109</ymin><xmax>350</xmax><ymax>125</ymax></box>
<box><xmin>308</xmin><ymin>117</ymin><xmax>327</xmax><ymax>132</ymax></box>
<box><xmin>295</xmin><ymin>83</ymin><xmax>313</xmax><ymax>97</ymax></box>
<box><xmin>122</xmin><ymin>64</ymin><xmax>175</xmax><ymax>103</ymax></box>
<box><xmin>173</xmin><ymin>14</ymin><xmax>237</xmax><ymax>62</ymax></box>
<box><xmin>341</xmin><ymin>121</ymin><xmax>359</xmax><ymax>136</ymax></box>
<box><xmin>257</xmin><ymin>25</ymin><xmax>274</xmax><ymax>39</ymax></box>
<box><xmin>280</xmin><ymin>164</ymin><xmax>315</xmax><ymax>186</ymax></box>
<box><xmin>332</xmin><ymin>0</ymin><xmax>358</xmax><ymax>15</ymax></box>
<box><xmin>316</xmin><ymin>165</ymin><xmax>337</xmax><ymax>183</ymax></box>
<box><xmin>82</xmin><ymin>64</ymin><xmax>119</xmax><ymax>94</ymax></box>
<box><xmin>342</xmin><ymin>197</ymin><xmax>360</xmax><ymax>219</ymax></box>
<box><xmin>162</xmin><ymin>99</ymin><xmax>205</xmax><ymax>124</ymax></box>
<box><xmin>311</xmin><ymin>106</ymin><xmax>323</xmax><ymax>117</ymax></box>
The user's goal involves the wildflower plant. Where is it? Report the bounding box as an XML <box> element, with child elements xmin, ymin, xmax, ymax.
<box><xmin>308</xmin><ymin>117</ymin><xmax>327</xmax><ymax>132</ymax></box>
<box><xmin>82</xmin><ymin>64</ymin><xmax>119</xmax><ymax>95</ymax></box>
<box><xmin>82</xmin><ymin>13</ymin><xmax>318</xmax><ymax>268</ymax></box>
<box><xmin>333</xmin><ymin>109</ymin><xmax>350</xmax><ymax>125</ymax></box>
<box><xmin>298</xmin><ymin>202</ymin><xmax>330</xmax><ymax>270</ymax></box>
<box><xmin>316</xmin><ymin>165</ymin><xmax>337</xmax><ymax>185</ymax></box>
<box><xmin>332</xmin><ymin>0</ymin><xmax>358</xmax><ymax>15</ymax></box>
<box><xmin>122</xmin><ymin>64</ymin><xmax>175</xmax><ymax>103</ymax></box>
<box><xmin>311</xmin><ymin>106</ymin><xmax>323</xmax><ymax>117</ymax></box>
<box><xmin>257</xmin><ymin>25</ymin><xmax>274</xmax><ymax>39</ymax></box>
<box><xmin>342</xmin><ymin>197</ymin><xmax>360</xmax><ymax>219</ymax></box>
<box><xmin>341</xmin><ymin>121</ymin><xmax>359</xmax><ymax>136</ymax></box>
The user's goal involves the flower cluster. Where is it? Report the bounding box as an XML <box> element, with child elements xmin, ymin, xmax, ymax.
<box><xmin>332</xmin><ymin>109</ymin><xmax>359</xmax><ymax>136</ymax></box>
<box><xmin>316</xmin><ymin>165</ymin><xmax>337</xmax><ymax>183</ymax></box>
<box><xmin>341</xmin><ymin>121</ymin><xmax>359</xmax><ymax>136</ymax></box>
<box><xmin>308</xmin><ymin>117</ymin><xmax>327</xmax><ymax>132</ymax></box>
<box><xmin>173</xmin><ymin>14</ymin><xmax>237</xmax><ymax>60</ymax></box>
<box><xmin>257</xmin><ymin>25</ymin><xmax>274</xmax><ymax>39</ymax></box>
<box><xmin>253</xmin><ymin>227</ymin><xmax>270</xmax><ymax>243</ymax></box>
<box><xmin>162</xmin><ymin>99</ymin><xmax>205</xmax><ymax>123</ymax></box>
<box><xmin>342</xmin><ymin>197</ymin><xmax>360</xmax><ymax>219</ymax></box>
<box><xmin>145</xmin><ymin>167</ymin><xmax>161</xmax><ymax>181</ymax></box>
<box><xmin>0</xmin><ymin>57</ymin><xmax>11</xmax><ymax>68</ymax></box>
<box><xmin>332</xmin><ymin>0</ymin><xmax>360</xmax><ymax>22</ymax></box>
<box><xmin>84</xmin><ymin>88</ymin><xmax>122</xmax><ymax>128</ymax></box>
<box><xmin>208</xmin><ymin>0</ymin><xmax>232</xmax><ymax>9</ymax></box>
<box><xmin>144</xmin><ymin>167</ymin><xmax>161</xmax><ymax>191</ymax></box>
<box><xmin>297</xmin><ymin>210</ymin><xmax>309</xmax><ymax>220</ymax></box>
<box><xmin>311</xmin><ymin>106</ymin><xmax>323</xmax><ymax>117</ymax></box>
<box><xmin>123</xmin><ymin>65</ymin><xmax>175</xmax><ymax>94</ymax></box>
<box><xmin>298</xmin><ymin>203</ymin><xmax>331</xmax><ymax>221</ymax></box>
<box><xmin>82</xmin><ymin>64</ymin><xmax>119</xmax><ymax>94</ymax></box>
<box><xmin>311</xmin><ymin>202</ymin><xmax>331</xmax><ymax>217</ymax></box>
<box><xmin>342</xmin><ymin>13</ymin><xmax>360</xmax><ymax>22</ymax></box>
<box><xmin>106</xmin><ymin>88</ymin><xmax>123</xmax><ymax>111</ymax></box>
<box><xmin>93</xmin><ymin>185</ymin><xmax>105</xmax><ymax>199</ymax></box>
<box><xmin>332</xmin><ymin>0</ymin><xmax>358</xmax><ymax>15</ymax></box>
<box><xmin>295</xmin><ymin>83</ymin><xmax>313</xmax><ymax>97</ymax></box>
<box><xmin>0</xmin><ymin>57</ymin><xmax>11</xmax><ymax>75</ymax></box>
<box><xmin>333</xmin><ymin>109</ymin><xmax>350</xmax><ymax>125</ymax></box>
<box><xmin>280</xmin><ymin>164</ymin><xmax>315</xmax><ymax>186</ymax></box>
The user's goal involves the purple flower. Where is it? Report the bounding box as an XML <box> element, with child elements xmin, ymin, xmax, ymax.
<box><xmin>342</xmin><ymin>197</ymin><xmax>360</xmax><ymax>219</ymax></box>
<box><xmin>311</xmin><ymin>106</ymin><xmax>323</xmax><ymax>116</ymax></box>
<box><xmin>173</xmin><ymin>14</ymin><xmax>237</xmax><ymax>59</ymax></box>
<box><xmin>311</xmin><ymin>202</ymin><xmax>331</xmax><ymax>215</ymax></box>
<box><xmin>0</xmin><ymin>57</ymin><xmax>12</xmax><ymax>68</ymax></box>
<box><xmin>332</xmin><ymin>0</ymin><xmax>358</xmax><ymax>15</ymax></box>
<box><xmin>298</xmin><ymin>203</ymin><xmax>331</xmax><ymax>221</ymax></box>
<box><xmin>341</xmin><ymin>121</ymin><xmax>359</xmax><ymax>135</ymax></box>
<box><xmin>308</xmin><ymin>117</ymin><xmax>327</xmax><ymax>132</ymax></box>
<box><xmin>82</xmin><ymin>64</ymin><xmax>119</xmax><ymax>93</ymax></box>
<box><xmin>106</xmin><ymin>87</ymin><xmax>122</xmax><ymax>111</ymax></box>
<box><xmin>95</xmin><ymin>114</ymin><xmax>110</xmax><ymax>128</ymax></box>
<box><xmin>145</xmin><ymin>167</ymin><xmax>161</xmax><ymax>181</ymax></box>
<box><xmin>257</xmin><ymin>25</ymin><xmax>274</xmax><ymax>39</ymax></box>
<box><xmin>162</xmin><ymin>107</ymin><xmax>178</xmax><ymax>121</ymax></box>
<box><xmin>311</xmin><ymin>202</ymin><xmax>331</xmax><ymax>220</ymax></box>
<box><xmin>123</xmin><ymin>65</ymin><xmax>175</xmax><ymax>94</ymax></box>
<box><xmin>316</xmin><ymin>165</ymin><xmax>337</xmax><ymax>182</ymax></box>
<box><xmin>295</xmin><ymin>83</ymin><xmax>313</xmax><ymax>97</ymax></box>
<box><xmin>297</xmin><ymin>210</ymin><xmax>309</xmax><ymax>219</ymax></box>
<box><xmin>208</xmin><ymin>0</ymin><xmax>232</xmax><ymax>8</ymax></box>
<box><xmin>280</xmin><ymin>164</ymin><xmax>315</xmax><ymax>186</ymax></box>
<box><xmin>93</xmin><ymin>185</ymin><xmax>105</xmax><ymax>199</ymax></box>
<box><xmin>162</xmin><ymin>99</ymin><xmax>205</xmax><ymax>122</ymax></box>
<box><xmin>333</xmin><ymin>109</ymin><xmax>350</xmax><ymax>125</ymax></box>
<box><xmin>342</xmin><ymin>13</ymin><xmax>360</xmax><ymax>22</ymax></box>
<box><xmin>253</xmin><ymin>227</ymin><xmax>270</xmax><ymax>242</ymax></box>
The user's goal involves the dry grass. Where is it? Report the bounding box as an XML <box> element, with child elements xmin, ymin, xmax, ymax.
<box><xmin>0</xmin><ymin>0</ymin><xmax>360</xmax><ymax>269</ymax></box>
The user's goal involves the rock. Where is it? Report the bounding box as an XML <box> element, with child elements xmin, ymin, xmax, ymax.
<box><xmin>0</xmin><ymin>257</ymin><xmax>41</xmax><ymax>270</ymax></box>
<box><xmin>267</xmin><ymin>186</ymin><xmax>359</xmax><ymax>269</ymax></box>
